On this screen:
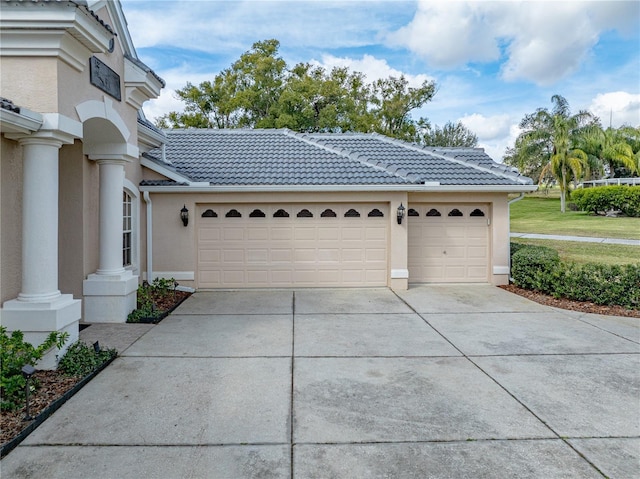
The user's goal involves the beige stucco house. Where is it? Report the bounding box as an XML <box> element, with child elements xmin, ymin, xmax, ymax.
<box><xmin>1</xmin><ymin>0</ymin><xmax>164</xmax><ymax>366</ymax></box>
<box><xmin>1</xmin><ymin>0</ymin><xmax>536</xmax><ymax>368</ymax></box>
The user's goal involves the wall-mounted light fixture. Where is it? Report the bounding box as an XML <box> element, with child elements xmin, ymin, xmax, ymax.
<box><xmin>397</xmin><ymin>203</ymin><xmax>406</xmax><ymax>225</ymax></box>
<box><xmin>180</xmin><ymin>205</ymin><xmax>189</xmax><ymax>227</ymax></box>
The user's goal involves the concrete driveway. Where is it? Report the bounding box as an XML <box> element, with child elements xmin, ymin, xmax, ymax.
<box><xmin>2</xmin><ymin>285</ymin><xmax>639</xmax><ymax>478</ymax></box>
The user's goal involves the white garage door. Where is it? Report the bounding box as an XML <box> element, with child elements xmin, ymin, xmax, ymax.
<box><xmin>408</xmin><ymin>204</ymin><xmax>489</xmax><ymax>283</ymax></box>
<box><xmin>197</xmin><ymin>203</ymin><xmax>388</xmax><ymax>288</ymax></box>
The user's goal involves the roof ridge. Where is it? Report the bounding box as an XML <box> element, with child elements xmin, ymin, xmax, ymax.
<box><xmin>372</xmin><ymin>134</ymin><xmax>531</xmax><ymax>185</ymax></box>
<box><xmin>290</xmin><ymin>131</ymin><xmax>418</xmax><ymax>184</ymax></box>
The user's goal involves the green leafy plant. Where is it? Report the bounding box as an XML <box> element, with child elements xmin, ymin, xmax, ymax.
<box><xmin>511</xmin><ymin>245</ymin><xmax>560</xmax><ymax>291</ymax></box>
<box><xmin>0</xmin><ymin>327</ymin><xmax>68</xmax><ymax>411</ymax></box>
<box><xmin>511</xmin><ymin>244</ymin><xmax>640</xmax><ymax>309</ymax></box>
<box><xmin>58</xmin><ymin>341</ymin><xmax>117</xmax><ymax>378</ymax></box>
<box><xmin>127</xmin><ymin>277</ymin><xmax>179</xmax><ymax>323</ymax></box>
<box><xmin>571</xmin><ymin>186</ymin><xmax>640</xmax><ymax>217</ymax></box>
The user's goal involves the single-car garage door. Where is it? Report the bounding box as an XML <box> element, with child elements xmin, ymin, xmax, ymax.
<box><xmin>197</xmin><ymin>203</ymin><xmax>388</xmax><ymax>288</ymax></box>
<box><xmin>408</xmin><ymin>204</ymin><xmax>489</xmax><ymax>283</ymax></box>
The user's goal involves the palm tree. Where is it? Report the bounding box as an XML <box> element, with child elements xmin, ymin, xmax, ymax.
<box><xmin>580</xmin><ymin>126</ymin><xmax>638</xmax><ymax>178</ymax></box>
<box><xmin>515</xmin><ymin>95</ymin><xmax>594</xmax><ymax>212</ymax></box>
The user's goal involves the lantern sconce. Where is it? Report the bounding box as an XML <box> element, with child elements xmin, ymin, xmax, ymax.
<box><xmin>180</xmin><ymin>205</ymin><xmax>189</xmax><ymax>227</ymax></box>
<box><xmin>397</xmin><ymin>203</ymin><xmax>406</xmax><ymax>225</ymax></box>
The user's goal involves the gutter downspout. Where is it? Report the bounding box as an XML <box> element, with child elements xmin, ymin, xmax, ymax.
<box><xmin>507</xmin><ymin>193</ymin><xmax>525</xmax><ymax>282</ymax></box>
<box><xmin>143</xmin><ymin>191</ymin><xmax>153</xmax><ymax>284</ymax></box>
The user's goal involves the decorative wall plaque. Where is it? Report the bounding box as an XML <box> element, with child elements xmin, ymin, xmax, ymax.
<box><xmin>90</xmin><ymin>56</ymin><xmax>121</xmax><ymax>101</ymax></box>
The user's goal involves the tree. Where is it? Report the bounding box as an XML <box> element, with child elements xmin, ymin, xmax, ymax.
<box><xmin>157</xmin><ymin>39</ymin><xmax>440</xmax><ymax>141</ymax></box>
<box><xmin>370</xmin><ymin>75</ymin><xmax>437</xmax><ymax>141</ymax></box>
<box><xmin>580</xmin><ymin>125</ymin><xmax>638</xmax><ymax>178</ymax></box>
<box><xmin>419</xmin><ymin>120</ymin><xmax>478</xmax><ymax>147</ymax></box>
<box><xmin>508</xmin><ymin>95</ymin><xmax>595</xmax><ymax>212</ymax></box>
<box><xmin>272</xmin><ymin>63</ymin><xmax>372</xmax><ymax>132</ymax></box>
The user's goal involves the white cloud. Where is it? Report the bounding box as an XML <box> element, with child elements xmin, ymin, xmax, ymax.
<box><xmin>388</xmin><ymin>0</ymin><xmax>640</xmax><ymax>86</ymax></box>
<box><xmin>312</xmin><ymin>54</ymin><xmax>435</xmax><ymax>86</ymax></box>
<box><xmin>588</xmin><ymin>91</ymin><xmax>640</xmax><ymax>128</ymax></box>
<box><xmin>141</xmin><ymin>68</ymin><xmax>214</xmax><ymax>123</ymax></box>
<box><xmin>459</xmin><ymin>113</ymin><xmax>511</xmax><ymax>141</ymax></box>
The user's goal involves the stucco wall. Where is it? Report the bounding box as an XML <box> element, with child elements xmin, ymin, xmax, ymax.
<box><xmin>0</xmin><ymin>57</ymin><xmax>59</xmax><ymax>112</ymax></box>
<box><xmin>58</xmin><ymin>141</ymin><xmax>86</xmax><ymax>298</ymax></box>
<box><xmin>1</xmin><ymin>137</ymin><xmax>23</xmax><ymax>303</ymax></box>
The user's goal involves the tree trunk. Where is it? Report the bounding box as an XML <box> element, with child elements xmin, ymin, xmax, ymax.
<box><xmin>560</xmin><ymin>167</ymin><xmax>567</xmax><ymax>213</ymax></box>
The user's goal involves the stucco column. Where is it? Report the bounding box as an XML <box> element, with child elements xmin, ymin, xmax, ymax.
<box><xmin>96</xmin><ymin>160</ymin><xmax>126</xmax><ymax>275</ymax></box>
<box><xmin>18</xmin><ymin>137</ymin><xmax>63</xmax><ymax>301</ymax></box>
<box><xmin>1</xmin><ymin>114</ymin><xmax>83</xmax><ymax>369</ymax></box>
<box><xmin>83</xmin><ymin>156</ymin><xmax>138</xmax><ymax>323</ymax></box>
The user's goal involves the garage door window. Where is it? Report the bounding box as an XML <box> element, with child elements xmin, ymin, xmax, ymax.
<box><xmin>344</xmin><ymin>208</ymin><xmax>360</xmax><ymax>217</ymax></box>
<box><xmin>202</xmin><ymin>209</ymin><xmax>217</xmax><ymax>217</ymax></box>
<box><xmin>226</xmin><ymin>209</ymin><xmax>242</xmax><ymax>217</ymax></box>
<box><xmin>250</xmin><ymin>209</ymin><xmax>266</xmax><ymax>217</ymax></box>
<box><xmin>426</xmin><ymin>208</ymin><xmax>441</xmax><ymax>217</ymax></box>
<box><xmin>448</xmin><ymin>208</ymin><xmax>463</xmax><ymax>217</ymax></box>
<box><xmin>321</xmin><ymin>209</ymin><xmax>336</xmax><ymax>217</ymax></box>
<box><xmin>274</xmin><ymin>209</ymin><xmax>290</xmax><ymax>217</ymax></box>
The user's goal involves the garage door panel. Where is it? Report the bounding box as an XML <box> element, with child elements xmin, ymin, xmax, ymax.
<box><xmin>199</xmin><ymin>228</ymin><xmax>221</xmax><ymax>241</ymax></box>
<box><xmin>197</xmin><ymin>203</ymin><xmax>388</xmax><ymax>287</ymax></box>
<box><xmin>246</xmin><ymin>227</ymin><xmax>269</xmax><ymax>241</ymax></box>
<box><xmin>409</xmin><ymin>204</ymin><xmax>489</xmax><ymax>283</ymax></box>
<box><xmin>271</xmin><ymin>249</ymin><xmax>293</xmax><ymax>262</ymax></box>
<box><xmin>247</xmin><ymin>249</ymin><xmax>268</xmax><ymax>263</ymax></box>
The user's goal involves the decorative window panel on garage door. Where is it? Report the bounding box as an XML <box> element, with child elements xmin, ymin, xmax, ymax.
<box><xmin>197</xmin><ymin>204</ymin><xmax>389</xmax><ymax>288</ymax></box>
<box><xmin>408</xmin><ymin>204</ymin><xmax>489</xmax><ymax>283</ymax></box>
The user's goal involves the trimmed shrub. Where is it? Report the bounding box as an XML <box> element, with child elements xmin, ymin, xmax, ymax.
<box><xmin>511</xmin><ymin>244</ymin><xmax>640</xmax><ymax>309</ymax></box>
<box><xmin>58</xmin><ymin>341</ymin><xmax>117</xmax><ymax>378</ymax></box>
<box><xmin>572</xmin><ymin>186</ymin><xmax>640</xmax><ymax>217</ymax></box>
<box><xmin>511</xmin><ymin>245</ymin><xmax>560</xmax><ymax>291</ymax></box>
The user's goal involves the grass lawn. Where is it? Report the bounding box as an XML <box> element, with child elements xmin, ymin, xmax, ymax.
<box><xmin>510</xmin><ymin>195</ymin><xmax>640</xmax><ymax>240</ymax></box>
<box><xmin>511</xmin><ymin>238</ymin><xmax>639</xmax><ymax>266</ymax></box>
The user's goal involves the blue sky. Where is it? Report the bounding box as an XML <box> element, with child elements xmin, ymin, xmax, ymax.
<box><xmin>121</xmin><ymin>0</ymin><xmax>640</xmax><ymax>161</ymax></box>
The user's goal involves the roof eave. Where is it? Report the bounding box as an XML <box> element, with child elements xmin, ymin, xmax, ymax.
<box><xmin>139</xmin><ymin>184</ymin><xmax>539</xmax><ymax>194</ymax></box>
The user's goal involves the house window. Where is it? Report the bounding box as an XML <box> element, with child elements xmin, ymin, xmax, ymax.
<box><xmin>123</xmin><ymin>191</ymin><xmax>132</xmax><ymax>267</ymax></box>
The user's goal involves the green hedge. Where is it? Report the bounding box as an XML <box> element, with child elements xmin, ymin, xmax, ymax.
<box><xmin>571</xmin><ymin>185</ymin><xmax>640</xmax><ymax>217</ymax></box>
<box><xmin>511</xmin><ymin>243</ymin><xmax>640</xmax><ymax>309</ymax></box>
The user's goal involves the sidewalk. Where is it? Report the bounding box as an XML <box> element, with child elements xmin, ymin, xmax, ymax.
<box><xmin>511</xmin><ymin>232</ymin><xmax>640</xmax><ymax>246</ymax></box>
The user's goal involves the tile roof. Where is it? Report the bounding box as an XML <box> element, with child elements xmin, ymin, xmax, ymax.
<box><xmin>149</xmin><ymin>129</ymin><xmax>532</xmax><ymax>187</ymax></box>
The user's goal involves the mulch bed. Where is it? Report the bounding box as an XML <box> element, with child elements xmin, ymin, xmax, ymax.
<box><xmin>1</xmin><ymin>371</ymin><xmax>81</xmax><ymax>446</ymax></box>
<box><xmin>500</xmin><ymin>284</ymin><xmax>640</xmax><ymax>319</ymax></box>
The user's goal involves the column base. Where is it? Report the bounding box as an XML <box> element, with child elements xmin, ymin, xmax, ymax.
<box><xmin>1</xmin><ymin>294</ymin><xmax>81</xmax><ymax>370</ymax></box>
<box><xmin>83</xmin><ymin>271</ymin><xmax>138</xmax><ymax>323</ymax></box>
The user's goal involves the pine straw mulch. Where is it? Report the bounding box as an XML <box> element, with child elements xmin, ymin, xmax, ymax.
<box><xmin>500</xmin><ymin>284</ymin><xmax>640</xmax><ymax>319</ymax></box>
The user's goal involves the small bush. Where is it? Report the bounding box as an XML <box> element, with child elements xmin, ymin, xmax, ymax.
<box><xmin>0</xmin><ymin>327</ymin><xmax>68</xmax><ymax>411</ymax></box>
<box><xmin>511</xmin><ymin>245</ymin><xmax>560</xmax><ymax>291</ymax></box>
<box><xmin>127</xmin><ymin>277</ymin><xmax>179</xmax><ymax>323</ymax></box>
<box><xmin>58</xmin><ymin>341</ymin><xmax>117</xmax><ymax>377</ymax></box>
<box><xmin>572</xmin><ymin>186</ymin><xmax>640</xmax><ymax>217</ymax></box>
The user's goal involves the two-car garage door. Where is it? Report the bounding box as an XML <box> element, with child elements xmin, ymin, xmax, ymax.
<box><xmin>197</xmin><ymin>203</ymin><xmax>388</xmax><ymax>288</ymax></box>
<box><xmin>196</xmin><ymin>202</ymin><xmax>490</xmax><ymax>288</ymax></box>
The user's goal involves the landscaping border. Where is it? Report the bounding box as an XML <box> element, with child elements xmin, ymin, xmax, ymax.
<box><xmin>0</xmin><ymin>353</ymin><xmax>117</xmax><ymax>458</ymax></box>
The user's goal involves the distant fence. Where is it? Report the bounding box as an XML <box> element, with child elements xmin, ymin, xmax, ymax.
<box><xmin>579</xmin><ymin>178</ymin><xmax>640</xmax><ymax>188</ymax></box>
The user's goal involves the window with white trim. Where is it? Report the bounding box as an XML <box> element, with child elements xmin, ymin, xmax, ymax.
<box><xmin>123</xmin><ymin>191</ymin><xmax>132</xmax><ymax>267</ymax></box>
